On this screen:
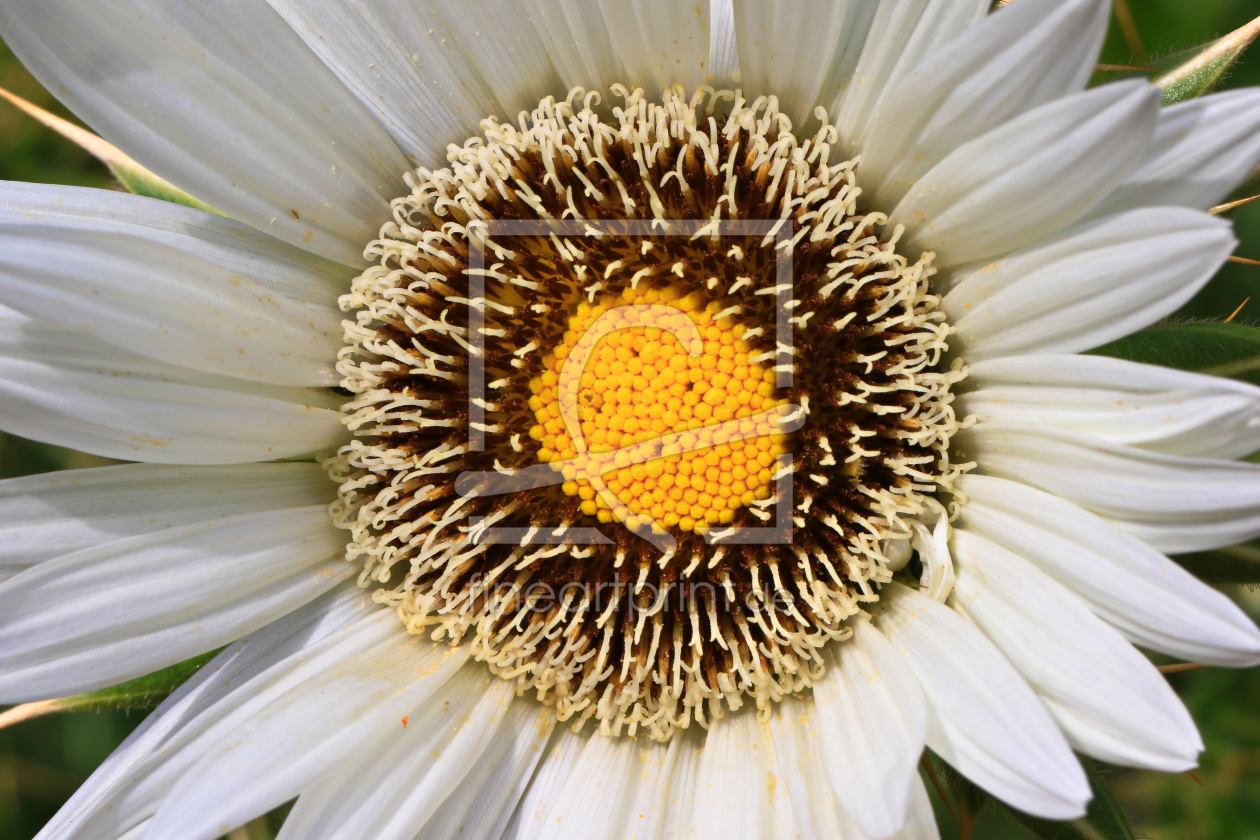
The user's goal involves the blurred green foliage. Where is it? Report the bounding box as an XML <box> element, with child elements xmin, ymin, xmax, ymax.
<box><xmin>2</xmin><ymin>1</ymin><xmax>1260</xmax><ymax>838</ymax></box>
<box><xmin>0</xmin><ymin>51</ymin><xmax>113</xmax><ymax>190</ymax></box>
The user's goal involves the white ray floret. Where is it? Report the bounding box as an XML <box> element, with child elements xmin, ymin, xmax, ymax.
<box><xmin>0</xmin><ymin>0</ymin><xmax>1256</xmax><ymax>837</ymax></box>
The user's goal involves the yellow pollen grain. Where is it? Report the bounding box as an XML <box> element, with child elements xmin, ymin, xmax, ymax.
<box><xmin>528</xmin><ymin>286</ymin><xmax>788</xmax><ymax>532</ymax></box>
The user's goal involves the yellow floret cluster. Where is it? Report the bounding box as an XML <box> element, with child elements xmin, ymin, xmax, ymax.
<box><xmin>527</xmin><ymin>285</ymin><xmax>788</xmax><ymax>533</ymax></box>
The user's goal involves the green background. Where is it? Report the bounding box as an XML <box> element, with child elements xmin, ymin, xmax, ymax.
<box><xmin>2</xmin><ymin>1</ymin><xmax>1260</xmax><ymax>838</ymax></box>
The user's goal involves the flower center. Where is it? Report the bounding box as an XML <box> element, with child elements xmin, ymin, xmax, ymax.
<box><xmin>529</xmin><ymin>285</ymin><xmax>787</xmax><ymax>535</ymax></box>
<box><xmin>329</xmin><ymin>85</ymin><xmax>964</xmax><ymax>740</ymax></box>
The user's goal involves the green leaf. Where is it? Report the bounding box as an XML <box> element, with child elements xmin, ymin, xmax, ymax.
<box><xmin>50</xmin><ymin>650</ymin><xmax>220</xmax><ymax>713</ymax></box>
<box><xmin>0</xmin><ymin>84</ymin><xmax>219</xmax><ymax>215</ymax></box>
<box><xmin>1170</xmin><ymin>540</ymin><xmax>1260</xmax><ymax>585</ymax></box>
<box><xmin>107</xmin><ymin>161</ymin><xmax>220</xmax><ymax>214</ymax></box>
<box><xmin>1155</xmin><ymin>16</ymin><xmax>1260</xmax><ymax>105</ymax></box>
<box><xmin>947</xmin><ymin>764</ymin><xmax>991</xmax><ymax>833</ymax></box>
<box><xmin>0</xmin><ymin>650</ymin><xmax>219</xmax><ymax>730</ymax></box>
<box><xmin>1089</xmin><ymin>321</ymin><xmax>1260</xmax><ymax>386</ymax></box>
<box><xmin>922</xmin><ymin>749</ymin><xmax>992</xmax><ymax>836</ymax></box>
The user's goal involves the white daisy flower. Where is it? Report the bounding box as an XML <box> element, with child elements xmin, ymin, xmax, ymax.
<box><xmin>2</xmin><ymin>0</ymin><xmax>1260</xmax><ymax>838</ymax></box>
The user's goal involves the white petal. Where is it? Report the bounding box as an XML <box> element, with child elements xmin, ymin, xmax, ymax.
<box><xmin>0</xmin><ymin>506</ymin><xmax>350</xmax><ymax>703</ymax></box>
<box><xmin>733</xmin><ymin>0</ymin><xmax>885</xmax><ymax>129</ymax></box>
<box><xmin>889</xmin><ymin>80</ymin><xmax>1159</xmax><ymax>267</ymax></box>
<box><xmin>277</xmin><ymin>669</ymin><xmax>522</xmax><ymax>840</ymax></box>
<box><xmin>0</xmin><ymin>306</ymin><xmax>345</xmax><ymax>464</ymax></box>
<box><xmin>854</xmin><ymin>0</ymin><xmax>1108</xmax><ymax>209</ymax></box>
<box><xmin>1093</xmin><ymin>88</ymin><xmax>1260</xmax><ymax>216</ymax></box>
<box><xmin>878</xmin><ymin>582</ymin><xmax>1090</xmax><ymax>820</ymax></box>
<box><xmin>1</xmin><ymin>0</ymin><xmax>411</xmax><ymax>264</ymax></box>
<box><xmin>505</xmin><ymin>725</ymin><xmax>676</xmax><ymax>840</ymax></box>
<box><xmin>913</xmin><ymin>512</ymin><xmax>955</xmax><ymax>602</ymax></box>
<box><xmin>659</xmin><ymin>730</ymin><xmax>704</xmax><ymax>840</ymax></box>
<box><xmin>145</xmin><ymin>636</ymin><xmax>470</xmax><ymax>840</ymax></box>
<box><xmin>411</xmin><ymin>697</ymin><xmax>556</xmax><ymax>840</ymax></box>
<box><xmin>596</xmin><ymin>0</ymin><xmax>711</xmax><ymax>96</ymax></box>
<box><xmin>951</xmin><ymin>529</ymin><xmax>1203</xmax><ymax>771</ymax></box>
<box><xmin>707</xmin><ymin>0</ymin><xmax>739</xmax><ymax>86</ymax></box>
<box><xmin>0</xmin><ymin>183</ymin><xmax>343</xmax><ymax>386</ymax></box>
<box><xmin>812</xmin><ymin>618</ymin><xmax>928</xmax><ymax>838</ymax></box>
<box><xmin>623</xmin><ymin>734</ymin><xmax>702</xmax><ymax>840</ymax></box>
<box><xmin>607</xmin><ymin>735</ymin><xmax>693</xmax><ymax>840</ymax></box>
<box><xmin>0</xmin><ymin>462</ymin><xmax>333</xmax><ymax>577</ymax></box>
<box><xmin>266</xmin><ymin>0</ymin><xmax>561</xmax><ymax>166</ymax></box>
<box><xmin>35</xmin><ymin>585</ymin><xmax>372</xmax><ymax>840</ymax></box>
<box><xmin>520</xmin><ymin>0</ymin><xmax>711</xmax><ymax>99</ymax></box>
<box><xmin>503</xmin><ymin>728</ymin><xmax>586</xmax><ymax>836</ymax></box>
<box><xmin>768</xmin><ymin>693</ymin><xmax>942</xmax><ymax>840</ymax></box>
<box><xmin>105</xmin><ymin>824</ymin><xmax>149</xmax><ymax>840</ymax></box>
<box><xmin>962</xmin><ymin>354</ymin><xmax>1260</xmax><ymax>459</ymax></box>
<box><xmin>958</xmin><ymin>423</ymin><xmax>1260</xmax><ymax>553</ymax></box>
<box><xmin>832</xmin><ymin>0</ymin><xmax>987</xmax><ymax>154</ymax></box>
<box><xmin>944</xmin><ymin>208</ymin><xmax>1234</xmax><ymax>359</ymax></box>
<box><xmin>765</xmin><ymin>695</ymin><xmax>848</xmax><ymax>839</ymax></box>
<box><xmin>0</xmin><ymin>183</ymin><xmax>348</xmax><ymax>303</ymax></box>
<box><xmin>894</xmin><ymin>776</ymin><xmax>940</xmax><ymax>840</ymax></box>
<box><xmin>520</xmin><ymin>0</ymin><xmax>625</xmax><ymax>95</ymax></box>
<box><xmin>956</xmin><ymin>474</ymin><xmax>1260</xmax><ymax>667</ymax></box>
<box><xmin>690</xmin><ymin>711</ymin><xmax>777</xmax><ymax>840</ymax></box>
<box><xmin>1119</xmin><ymin>520</ymin><xmax>1260</xmax><ymax>559</ymax></box>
